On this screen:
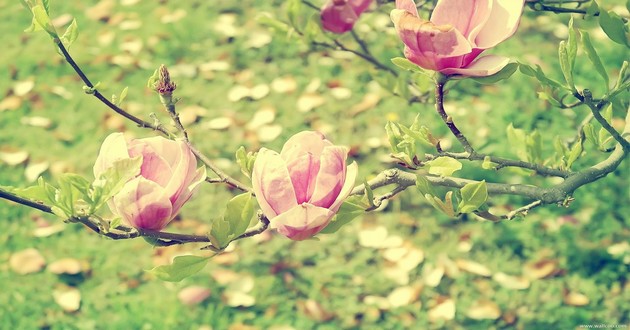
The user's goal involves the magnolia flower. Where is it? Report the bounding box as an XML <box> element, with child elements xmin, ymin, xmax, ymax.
<box><xmin>252</xmin><ymin>131</ymin><xmax>358</xmax><ymax>240</ymax></box>
<box><xmin>321</xmin><ymin>0</ymin><xmax>372</xmax><ymax>34</ymax></box>
<box><xmin>391</xmin><ymin>0</ymin><xmax>525</xmax><ymax>77</ymax></box>
<box><xmin>93</xmin><ymin>133</ymin><xmax>206</xmax><ymax>231</ymax></box>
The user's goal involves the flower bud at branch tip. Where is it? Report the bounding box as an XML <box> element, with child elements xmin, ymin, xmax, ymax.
<box><xmin>154</xmin><ymin>64</ymin><xmax>177</xmax><ymax>96</ymax></box>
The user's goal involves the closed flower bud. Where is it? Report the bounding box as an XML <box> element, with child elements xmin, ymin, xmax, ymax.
<box><xmin>252</xmin><ymin>131</ymin><xmax>358</xmax><ymax>240</ymax></box>
<box><xmin>320</xmin><ymin>0</ymin><xmax>372</xmax><ymax>34</ymax></box>
<box><xmin>93</xmin><ymin>133</ymin><xmax>206</xmax><ymax>231</ymax></box>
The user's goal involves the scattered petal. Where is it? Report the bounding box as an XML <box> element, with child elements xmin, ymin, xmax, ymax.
<box><xmin>523</xmin><ymin>259</ymin><xmax>559</xmax><ymax>280</ymax></box>
<box><xmin>428</xmin><ymin>298</ymin><xmax>456</xmax><ymax>322</ymax></box>
<box><xmin>257</xmin><ymin>125</ymin><xmax>283</xmax><ymax>143</ymax></box>
<box><xmin>298</xmin><ymin>299</ymin><xmax>334</xmax><ymax>321</ymax></box>
<box><xmin>423</xmin><ymin>264</ymin><xmax>445</xmax><ymax>287</ymax></box>
<box><xmin>387</xmin><ymin>286</ymin><xmax>419</xmax><ymax>308</ymax></box>
<box><xmin>250</xmin><ymin>84</ymin><xmax>270</xmax><ymax>100</ymax></box>
<box><xmin>25</xmin><ymin>161</ymin><xmax>49</xmax><ymax>182</ymax></box>
<box><xmin>48</xmin><ymin>258</ymin><xmax>83</xmax><ymax>275</ymax></box>
<box><xmin>245</xmin><ymin>31</ymin><xmax>272</xmax><ymax>48</ymax></box>
<box><xmin>205</xmin><ymin>117</ymin><xmax>233</xmax><ymax>130</ymax></box>
<box><xmin>466</xmin><ymin>300</ymin><xmax>501</xmax><ymax>320</ymax></box>
<box><xmin>20</xmin><ymin>116</ymin><xmax>52</xmax><ymax>129</ymax></box>
<box><xmin>224</xmin><ymin>291</ymin><xmax>255</xmax><ymax>307</ymax></box>
<box><xmin>228</xmin><ymin>85</ymin><xmax>251</xmax><ymax>102</ymax></box>
<box><xmin>330</xmin><ymin>87</ymin><xmax>352</xmax><ymax>100</ymax></box>
<box><xmin>33</xmin><ymin>224</ymin><xmax>65</xmax><ymax>237</ymax></box>
<box><xmin>178</xmin><ymin>286</ymin><xmax>211</xmax><ymax>305</ymax></box>
<box><xmin>297</xmin><ymin>93</ymin><xmax>325</xmax><ymax>113</ymax></box>
<box><xmin>350</xmin><ymin>94</ymin><xmax>380</xmax><ymax>116</ymax></box>
<box><xmin>271</xmin><ymin>76</ymin><xmax>297</xmax><ymax>94</ymax></box>
<box><xmin>0</xmin><ymin>95</ymin><xmax>23</xmax><ymax>111</ymax></box>
<box><xmin>246</xmin><ymin>107</ymin><xmax>276</xmax><ymax>130</ymax></box>
<box><xmin>455</xmin><ymin>259</ymin><xmax>492</xmax><ymax>277</ymax></box>
<box><xmin>13</xmin><ymin>80</ymin><xmax>35</xmax><ymax>96</ymax></box>
<box><xmin>10</xmin><ymin>248</ymin><xmax>46</xmax><ymax>274</ymax></box>
<box><xmin>492</xmin><ymin>272</ymin><xmax>530</xmax><ymax>290</ymax></box>
<box><xmin>53</xmin><ymin>286</ymin><xmax>81</xmax><ymax>312</ymax></box>
<box><xmin>563</xmin><ymin>291</ymin><xmax>589</xmax><ymax>306</ymax></box>
<box><xmin>0</xmin><ymin>150</ymin><xmax>29</xmax><ymax>166</ymax></box>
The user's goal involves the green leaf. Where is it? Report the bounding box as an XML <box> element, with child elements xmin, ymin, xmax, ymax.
<box><xmin>558</xmin><ymin>41</ymin><xmax>575</xmax><ymax>91</ymax></box>
<box><xmin>91</xmin><ymin>157</ymin><xmax>142</xmax><ymax>212</ymax></box>
<box><xmin>60</xmin><ymin>18</ymin><xmax>78</xmax><ymax>48</ymax></box>
<box><xmin>581</xmin><ymin>31</ymin><xmax>610</xmax><ymax>88</ymax></box>
<box><xmin>363</xmin><ymin>178</ymin><xmax>375</xmax><ymax>208</ymax></box>
<box><xmin>286</xmin><ymin>0</ymin><xmax>302</xmax><ymax>30</ymax></box>
<box><xmin>470</xmin><ymin>62</ymin><xmax>518</xmax><ymax>84</ymax></box>
<box><xmin>303</xmin><ymin>13</ymin><xmax>322</xmax><ymax>44</ymax></box>
<box><xmin>147</xmin><ymin>255</ymin><xmax>211</xmax><ymax>282</ymax></box>
<box><xmin>425</xmin><ymin>191</ymin><xmax>456</xmax><ymax>218</ymax></box>
<box><xmin>567</xmin><ymin>18</ymin><xmax>577</xmax><ymax>69</ymax></box>
<box><xmin>235</xmin><ymin>146</ymin><xmax>256</xmax><ymax>178</ymax></box>
<box><xmin>391</xmin><ymin>57</ymin><xmax>423</xmax><ymax>73</ymax></box>
<box><xmin>507</xmin><ymin>124</ymin><xmax>527</xmax><ymax>160</ymax></box>
<box><xmin>416</xmin><ymin>175</ymin><xmax>436</xmax><ymax>197</ymax></box>
<box><xmin>425</xmin><ymin>157</ymin><xmax>462</xmax><ymax>177</ymax></box>
<box><xmin>458</xmin><ymin>181</ymin><xmax>488</xmax><ymax>214</ymax></box>
<box><xmin>224</xmin><ymin>193</ymin><xmax>256</xmax><ymax>239</ymax></box>
<box><xmin>519</xmin><ymin>63</ymin><xmax>566</xmax><ymax>90</ymax></box>
<box><xmin>599</xmin><ymin>9</ymin><xmax>629</xmax><ymax>46</ymax></box>
<box><xmin>583</xmin><ymin>123</ymin><xmax>599</xmax><ymax>146</ymax></box>
<box><xmin>211</xmin><ymin>194</ymin><xmax>255</xmax><ymax>249</ymax></box>
<box><xmin>385</xmin><ymin>121</ymin><xmax>402</xmax><ymax>153</ymax></box>
<box><xmin>481</xmin><ymin>156</ymin><xmax>498</xmax><ymax>170</ymax></box>
<box><xmin>319</xmin><ymin>197</ymin><xmax>365</xmax><ymax>234</ymax></box>
<box><xmin>566</xmin><ymin>137</ymin><xmax>583</xmax><ymax>169</ymax></box>
<box><xmin>256</xmin><ymin>13</ymin><xmax>291</xmax><ymax>34</ymax></box>
<box><xmin>31</xmin><ymin>5</ymin><xmax>57</xmax><ymax>37</ymax></box>
<box><xmin>586</xmin><ymin>0</ymin><xmax>599</xmax><ymax>18</ymax></box>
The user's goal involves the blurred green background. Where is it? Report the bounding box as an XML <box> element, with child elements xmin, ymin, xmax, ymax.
<box><xmin>0</xmin><ymin>0</ymin><xmax>628</xmax><ymax>329</ymax></box>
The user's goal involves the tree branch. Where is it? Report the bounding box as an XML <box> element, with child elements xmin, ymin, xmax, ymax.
<box><xmin>435</xmin><ymin>78</ymin><xmax>475</xmax><ymax>154</ymax></box>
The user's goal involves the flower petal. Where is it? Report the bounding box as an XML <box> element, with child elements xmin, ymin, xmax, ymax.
<box><xmin>440</xmin><ymin>55</ymin><xmax>510</xmax><ymax>77</ymax></box>
<box><xmin>431</xmin><ymin>0</ymin><xmax>492</xmax><ymax>42</ymax></box>
<box><xmin>285</xmin><ymin>152</ymin><xmax>320</xmax><ymax>204</ymax></box>
<box><xmin>171</xmin><ymin>166</ymin><xmax>207</xmax><ymax>215</ymax></box>
<box><xmin>321</xmin><ymin>1</ymin><xmax>360</xmax><ymax>34</ymax></box>
<box><xmin>395</xmin><ymin>0</ymin><xmax>419</xmax><ymax>17</ymax></box>
<box><xmin>280</xmin><ymin>131</ymin><xmax>332</xmax><ymax>163</ymax></box>
<box><xmin>252</xmin><ymin>148</ymin><xmax>297</xmax><ymax>218</ymax></box>
<box><xmin>270</xmin><ymin>203</ymin><xmax>335</xmax><ymax>240</ymax></box>
<box><xmin>350</xmin><ymin>0</ymin><xmax>372</xmax><ymax>15</ymax></box>
<box><xmin>474</xmin><ymin>0</ymin><xmax>525</xmax><ymax>49</ymax></box>
<box><xmin>93</xmin><ymin>133</ymin><xmax>130</xmax><ymax>179</ymax></box>
<box><xmin>391</xmin><ymin>9</ymin><xmax>472</xmax><ymax>61</ymax></box>
<box><xmin>113</xmin><ymin>177</ymin><xmax>173</xmax><ymax>231</ymax></box>
<box><xmin>127</xmin><ymin>141</ymin><xmax>173</xmax><ymax>188</ymax></box>
<box><xmin>309</xmin><ymin>146</ymin><xmax>347</xmax><ymax>208</ymax></box>
<box><xmin>329</xmin><ymin>161</ymin><xmax>358</xmax><ymax>213</ymax></box>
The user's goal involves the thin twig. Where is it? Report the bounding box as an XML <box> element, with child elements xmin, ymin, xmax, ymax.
<box><xmin>435</xmin><ymin>79</ymin><xmax>475</xmax><ymax>154</ymax></box>
<box><xmin>425</xmin><ymin>152</ymin><xmax>571</xmax><ymax>178</ymax></box>
<box><xmin>475</xmin><ymin>200</ymin><xmax>544</xmax><ymax>222</ymax></box>
<box><xmin>188</xmin><ymin>143</ymin><xmax>251</xmax><ymax>192</ymax></box>
<box><xmin>576</xmin><ymin>90</ymin><xmax>630</xmax><ymax>152</ymax></box>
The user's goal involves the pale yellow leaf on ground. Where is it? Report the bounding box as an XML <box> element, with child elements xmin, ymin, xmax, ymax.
<box><xmin>0</xmin><ymin>150</ymin><xmax>29</xmax><ymax>166</ymax></box>
<box><xmin>523</xmin><ymin>259</ymin><xmax>558</xmax><ymax>279</ymax></box>
<box><xmin>178</xmin><ymin>286</ymin><xmax>211</xmax><ymax>306</ymax></box>
<box><xmin>330</xmin><ymin>87</ymin><xmax>352</xmax><ymax>100</ymax></box>
<box><xmin>9</xmin><ymin>248</ymin><xmax>46</xmax><ymax>275</ymax></box>
<box><xmin>13</xmin><ymin>80</ymin><xmax>35</xmax><ymax>96</ymax></box>
<box><xmin>298</xmin><ymin>299</ymin><xmax>334</xmax><ymax>321</ymax></box>
<box><xmin>205</xmin><ymin>117</ymin><xmax>233</xmax><ymax>130</ymax></box>
<box><xmin>53</xmin><ymin>287</ymin><xmax>81</xmax><ymax>312</ymax></box>
<box><xmin>466</xmin><ymin>300</ymin><xmax>501</xmax><ymax>320</ymax></box>
<box><xmin>33</xmin><ymin>224</ymin><xmax>65</xmax><ymax>238</ymax></box>
<box><xmin>423</xmin><ymin>264</ymin><xmax>445</xmax><ymax>287</ymax></box>
<box><xmin>246</xmin><ymin>107</ymin><xmax>276</xmax><ymax>130</ymax></box>
<box><xmin>456</xmin><ymin>259</ymin><xmax>492</xmax><ymax>277</ymax></box>
<box><xmin>48</xmin><ymin>258</ymin><xmax>83</xmax><ymax>275</ymax></box>
<box><xmin>224</xmin><ymin>291</ymin><xmax>255</xmax><ymax>307</ymax></box>
<box><xmin>350</xmin><ymin>94</ymin><xmax>381</xmax><ymax>116</ymax></box>
<box><xmin>387</xmin><ymin>285</ymin><xmax>420</xmax><ymax>308</ymax></box>
<box><xmin>25</xmin><ymin>161</ymin><xmax>49</xmax><ymax>182</ymax></box>
<box><xmin>428</xmin><ymin>298</ymin><xmax>456</xmax><ymax>322</ymax></box>
<box><xmin>20</xmin><ymin>116</ymin><xmax>52</xmax><ymax>128</ymax></box>
<box><xmin>257</xmin><ymin>125</ymin><xmax>283</xmax><ymax>143</ymax></box>
<box><xmin>0</xmin><ymin>95</ymin><xmax>23</xmax><ymax>111</ymax></box>
<box><xmin>492</xmin><ymin>272</ymin><xmax>530</xmax><ymax>290</ymax></box>
<box><xmin>564</xmin><ymin>292</ymin><xmax>589</xmax><ymax>306</ymax></box>
<box><xmin>271</xmin><ymin>76</ymin><xmax>297</xmax><ymax>94</ymax></box>
<box><xmin>297</xmin><ymin>93</ymin><xmax>325</xmax><ymax>113</ymax></box>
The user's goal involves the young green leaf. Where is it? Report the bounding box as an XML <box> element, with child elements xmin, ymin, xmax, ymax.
<box><xmin>391</xmin><ymin>57</ymin><xmax>423</xmax><ymax>73</ymax></box>
<box><xmin>319</xmin><ymin>197</ymin><xmax>365</xmax><ymax>234</ymax></box>
<box><xmin>425</xmin><ymin>157</ymin><xmax>462</xmax><ymax>177</ymax></box>
<box><xmin>224</xmin><ymin>193</ymin><xmax>256</xmax><ymax>239</ymax></box>
<box><xmin>91</xmin><ymin>157</ymin><xmax>142</xmax><ymax>212</ymax></box>
<box><xmin>598</xmin><ymin>9</ymin><xmax>629</xmax><ymax>47</ymax></box>
<box><xmin>147</xmin><ymin>255</ymin><xmax>211</xmax><ymax>282</ymax></box>
<box><xmin>558</xmin><ymin>41</ymin><xmax>575</xmax><ymax>91</ymax></box>
<box><xmin>566</xmin><ymin>137</ymin><xmax>583</xmax><ymax>169</ymax></box>
<box><xmin>583</xmin><ymin>123</ymin><xmax>599</xmax><ymax>147</ymax></box>
<box><xmin>567</xmin><ymin>18</ymin><xmax>577</xmax><ymax>69</ymax></box>
<box><xmin>581</xmin><ymin>31</ymin><xmax>610</xmax><ymax>88</ymax></box>
<box><xmin>286</xmin><ymin>0</ymin><xmax>302</xmax><ymax>30</ymax></box>
<box><xmin>458</xmin><ymin>181</ymin><xmax>488</xmax><ymax>214</ymax></box>
<box><xmin>416</xmin><ymin>175</ymin><xmax>437</xmax><ymax>197</ymax></box>
<box><xmin>60</xmin><ymin>19</ymin><xmax>79</xmax><ymax>48</ymax></box>
<box><xmin>426</xmin><ymin>191</ymin><xmax>456</xmax><ymax>218</ymax></box>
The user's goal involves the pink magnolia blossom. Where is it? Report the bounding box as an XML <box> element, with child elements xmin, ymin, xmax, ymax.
<box><xmin>321</xmin><ymin>0</ymin><xmax>373</xmax><ymax>34</ymax></box>
<box><xmin>252</xmin><ymin>131</ymin><xmax>358</xmax><ymax>240</ymax></box>
<box><xmin>391</xmin><ymin>0</ymin><xmax>525</xmax><ymax>77</ymax></box>
<box><xmin>93</xmin><ymin>133</ymin><xmax>206</xmax><ymax>231</ymax></box>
